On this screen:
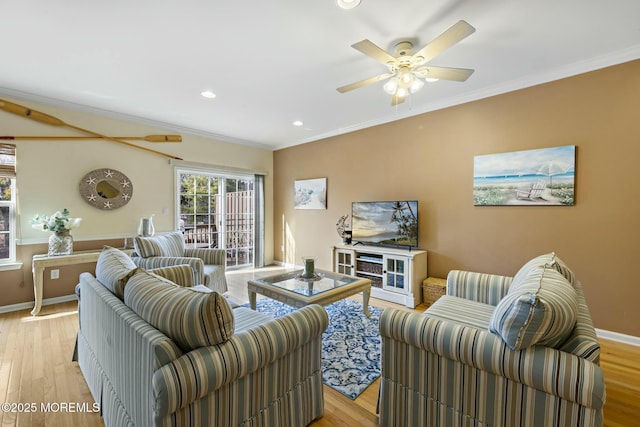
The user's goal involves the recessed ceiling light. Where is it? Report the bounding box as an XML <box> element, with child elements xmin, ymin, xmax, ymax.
<box><xmin>293</xmin><ymin>120</ymin><xmax>304</xmax><ymax>126</ymax></box>
<box><xmin>200</xmin><ymin>90</ymin><xmax>216</xmax><ymax>99</ymax></box>
<box><xmin>336</xmin><ymin>0</ymin><xmax>361</xmax><ymax>9</ymax></box>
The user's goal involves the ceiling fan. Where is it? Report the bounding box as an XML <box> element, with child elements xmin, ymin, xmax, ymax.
<box><xmin>337</xmin><ymin>20</ymin><xmax>476</xmax><ymax>105</ymax></box>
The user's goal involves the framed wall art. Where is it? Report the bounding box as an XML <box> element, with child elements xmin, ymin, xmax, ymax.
<box><xmin>294</xmin><ymin>178</ymin><xmax>327</xmax><ymax>209</ymax></box>
<box><xmin>473</xmin><ymin>145</ymin><xmax>575</xmax><ymax>206</ymax></box>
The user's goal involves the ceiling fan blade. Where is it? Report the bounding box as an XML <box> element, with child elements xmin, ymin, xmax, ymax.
<box><xmin>351</xmin><ymin>39</ymin><xmax>397</xmax><ymax>65</ymax></box>
<box><xmin>416</xmin><ymin>65</ymin><xmax>475</xmax><ymax>82</ymax></box>
<box><xmin>337</xmin><ymin>73</ymin><xmax>394</xmax><ymax>93</ymax></box>
<box><xmin>391</xmin><ymin>94</ymin><xmax>406</xmax><ymax>106</ymax></box>
<box><xmin>411</xmin><ymin>20</ymin><xmax>475</xmax><ymax>65</ymax></box>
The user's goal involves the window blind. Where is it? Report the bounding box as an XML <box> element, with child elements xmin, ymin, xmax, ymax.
<box><xmin>0</xmin><ymin>144</ymin><xmax>16</xmax><ymax>178</ymax></box>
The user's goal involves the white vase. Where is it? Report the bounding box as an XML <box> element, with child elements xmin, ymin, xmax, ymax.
<box><xmin>137</xmin><ymin>216</ymin><xmax>155</xmax><ymax>237</ymax></box>
<box><xmin>48</xmin><ymin>232</ymin><xmax>73</xmax><ymax>256</ymax></box>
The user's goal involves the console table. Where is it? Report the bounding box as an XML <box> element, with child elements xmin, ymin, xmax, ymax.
<box><xmin>31</xmin><ymin>249</ymin><xmax>130</xmax><ymax>316</ymax></box>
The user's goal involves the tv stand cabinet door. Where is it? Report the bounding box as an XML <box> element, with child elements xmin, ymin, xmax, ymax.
<box><xmin>383</xmin><ymin>255</ymin><xmax>408</xmax><ymax>294</ymax></box>
<box><xmin>334</xmin><ymin>248</ymin><xmax>355</xmax><ymax>276</ymax></box>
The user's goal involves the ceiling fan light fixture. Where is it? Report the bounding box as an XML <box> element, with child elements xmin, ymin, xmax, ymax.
<box><xmin>410</xmin><ymin>78</ymin><xmax>425</xmax><ymax>94</ymax></box>
<box><xmin>383</xmin><ymin>78</ymin><xmax>399</xmax><ymax>95</ymax></box>
<box><xmin>400</xmin><ymin>72</ymin><xmax>414</xmax><ymax>85</ymax></box>
<box><xmin>396</xmin><ymin>87</ymin><xmax>408</xmax><ymax>98</ymax></box>
<box><xmin>336</xmin><ymin>0</ymin><xmax>361</xmax><ymax>9</ymax></box>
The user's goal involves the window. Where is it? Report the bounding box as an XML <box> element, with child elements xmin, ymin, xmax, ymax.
<box><xmin>177</xmin><ymin>169</ymin><xmax>259</xmax><ymax>269</ymax></box>
<box><xmin>0</xmin><ymin>144</ymin><xmax>16</xmax><ymax>264</ymax></box>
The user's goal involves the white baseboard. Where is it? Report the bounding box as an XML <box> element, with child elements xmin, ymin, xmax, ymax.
<box><xmin>0</xmin><ymin>294</ymin><xmax>77</xmax><ymax>314</ymax></box>
<box><xmin>596</xmin><ymin>328</ymin><xmax>640</xmax><ymax>346</ymax></box>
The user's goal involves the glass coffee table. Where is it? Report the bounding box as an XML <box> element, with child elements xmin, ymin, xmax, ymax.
<box><xmin>247</xmin><ymin>269</ymin><xmax>371</xmax><ymax>316</ymax></box>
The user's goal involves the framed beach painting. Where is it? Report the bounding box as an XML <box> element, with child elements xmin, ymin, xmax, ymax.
<box><xmin>294</xmin><ymin>177</ymin><xmax>327</xmax><ymax>209</ymax></box>
<box><xmin>473</xmin><ymin>145</ymin><xmax>575</xmax><ymax>206</ymax></box>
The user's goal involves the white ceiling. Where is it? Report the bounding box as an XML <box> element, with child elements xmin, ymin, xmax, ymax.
<box><xmin>2</xmin><ymin>1</ymin><xmax>640</xmax><ymax>150</ymax></box>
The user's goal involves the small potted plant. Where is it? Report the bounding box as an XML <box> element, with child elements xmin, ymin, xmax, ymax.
<box><xmin>31</xmin><ymin>208</ymin><xmax>82</xmax><ymax>256</ymax></box>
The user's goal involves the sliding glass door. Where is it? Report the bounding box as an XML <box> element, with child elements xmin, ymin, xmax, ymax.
<box><xmin>177</xmin><ymin>170</ymin><xmax>255</xmax><ymax>269</ymax></box>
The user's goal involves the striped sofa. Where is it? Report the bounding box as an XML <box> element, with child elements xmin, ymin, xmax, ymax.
<box><xmin>75</xmin><ymin>247</ymin><xmax>328</xmax><ymax>426</ymax></box>
<box><xmin>378</xmin><ymin>253</ymin><xmax>606</xmax><ymax>427</ymax></box>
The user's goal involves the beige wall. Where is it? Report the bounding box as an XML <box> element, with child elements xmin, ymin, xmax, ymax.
<box><xmin>273</xmin><ymin>59</ymin><xmax>640</xmax><ymax>337</ymax></box>
<box><xmin>0</xmin><ymin>97</ymin><xmax>274</xmax><ymax>307</ymax></box>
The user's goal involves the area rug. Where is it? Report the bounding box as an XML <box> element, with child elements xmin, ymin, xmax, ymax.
<box><xmin>245</xmin><ymin>299</ymin><xmax>383</xmax><ymax>400</ymax></box>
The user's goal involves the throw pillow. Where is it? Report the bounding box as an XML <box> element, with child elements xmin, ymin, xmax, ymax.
<box><xmin>489</xmin><ymin>265</ymin><xmax>578</xmax><ymax>350</ymax></box>
<box><xmin>510</xmin><ymin>252</ymin><xmax>576</xmax><ymax>292</ymax></box>
<box><xmin>124</xmin><ymin>269</ymin><xmax>234</xmax><ymax>351</ymax></box>
<box><xmin>95</xmin><ymin>246</ymin><xmax>137</xmax><ymax>299</ymax></box>
<box><xmin>134</xmin><ymin>231</ymin><xmax>185</xmax><ymax>258</ymax></box>
<box><xmin>147</xmin><ymin>264</ymin><xmax>194</xmax><ymax>287</ymax></box>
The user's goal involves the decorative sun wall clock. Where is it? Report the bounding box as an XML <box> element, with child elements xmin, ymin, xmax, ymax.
<box><xmin>79</xmin><ymin>168</ymin><xmax>133</xmax><ymax>210</ymax></box>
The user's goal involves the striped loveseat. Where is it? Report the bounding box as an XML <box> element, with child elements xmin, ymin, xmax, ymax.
<box><xmin>75</xmin><ymin>247</ymin><xmax>328</xmax><ymax>426</ymax></box>
<box><xmin>378</xmin><ymin>253</ymin><xmax>606</xmax><ymax>427</ymax></box>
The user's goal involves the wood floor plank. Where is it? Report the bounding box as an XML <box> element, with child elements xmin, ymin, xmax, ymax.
<box><xmin>0</xmin><ymin>267</ymin><xmax>637</xmax><ymax>426</ymax></box>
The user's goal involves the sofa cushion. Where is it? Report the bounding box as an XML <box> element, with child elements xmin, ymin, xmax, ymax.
<box><xmin>489</xmin><ymin>265</ymin><xmax>578</xmax><ymax>350</ymax></box>
<box><xmin>147</xmin><ymin>264</ymin><xmax>194</xmax><ymax>287</ymax></box>
<box><xmin>95</xmin><ymin>246</ymin><xmax>137</xmax><ymax>299</ymax></box>
<box><xmin>510</xmin><ymin>252</ymin><xmax>576</xmax><ymax>292</ymax></box>
<box><xmin>124</xmin><ymin>269</ymin><xmax>234</xmax><ymax>351</ymax></box>
<box><xmin>134</xmin><ymin>232</ymin><xmax>185</xmax><ymax>258</ymax></box>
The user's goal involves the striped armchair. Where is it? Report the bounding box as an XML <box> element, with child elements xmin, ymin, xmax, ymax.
<box><xmin>379</xmin><ymin>254</ymin><xmax>606</xmax><ymax>427</ymax></box>
<box><xmin>131</xmin><ymin>231</ymin><xmax>228</xmax><ymax>293</ymax></box>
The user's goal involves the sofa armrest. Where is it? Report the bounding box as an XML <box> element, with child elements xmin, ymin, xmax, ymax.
<box><xmin>184</xmin><ymin>248</ymin><xmax>226</xmax><ymax>267</ymax></box>
<box><xmin>379</xmin><ymin>308</ymin><xmax>605</xmax><ymax>410</ymax></box>
<box><xmin>131</xmin><ymin>256</ymin><xmax>205</xmax><ymax>285</ymax></box>
<box><xmin>152</xmin><ymin>304</ymin><xmax>329</xmax><ymax>417</ymax></box>
<box><xmin>446</xmin><ymin>270</ymin><xmax>513</xmax><ymax>305</ymax></box>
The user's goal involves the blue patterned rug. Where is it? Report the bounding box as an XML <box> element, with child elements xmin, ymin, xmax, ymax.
<box><xmin>244</xmin><ymin>298</ymin><xmax>382</xmax><ymax>400</ymax></box>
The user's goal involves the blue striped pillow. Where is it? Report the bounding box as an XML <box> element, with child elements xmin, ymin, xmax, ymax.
<box><xmin>124</xmin><ymin>269</ymin><xmax>234</xmax><ymax>351</ymax></box>
<box><xmin>134</xmin><ymin>232</ymin><xmax>185</xmax><ymax>258</ymax></box>
<box><xmin>489</xmin><ymin>265</ymin><xmax>578</xmax><ymax>350</ymax></box>
<box><xmin>511</xmin><ymin>252</ymin><xmax>576</xmax><ymax>292</ymax></box>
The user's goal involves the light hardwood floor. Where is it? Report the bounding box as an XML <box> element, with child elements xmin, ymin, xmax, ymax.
<box><xmin>0</xmin><ymin>266</ymin><xmax>637</xmax><ymax>426</ymax></box>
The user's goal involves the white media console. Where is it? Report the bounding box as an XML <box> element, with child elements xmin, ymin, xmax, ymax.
<box><xmin>332</xmin><ymin>244</ymin><xmax>427</xmax><ymax>308</ymax></box>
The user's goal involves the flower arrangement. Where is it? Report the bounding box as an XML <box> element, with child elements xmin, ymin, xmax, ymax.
<box><xmin>31</xmin><ymin>208</ymin><xmax>82</xmax><ymax>234</ymax></box>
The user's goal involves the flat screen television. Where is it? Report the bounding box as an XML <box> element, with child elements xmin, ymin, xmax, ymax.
<box><xmin>351</xmin><ymin>200</ymin><xmax>418</xmax><ymax>248</ymax></box>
